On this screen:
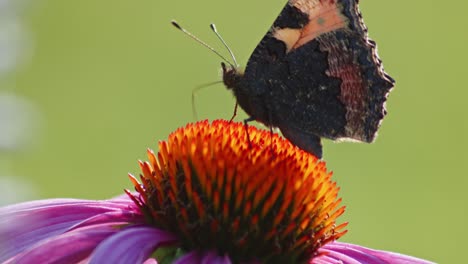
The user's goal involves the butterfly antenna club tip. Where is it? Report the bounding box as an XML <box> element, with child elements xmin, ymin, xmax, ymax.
<box><xmin>171</xmin><ymin>20</ymin><xmax>182</xmax><ymax>30</ymax></box>
<box><xmin>210</xmin><ymin>23</ymin><xmax>238</xmax><ymax>67</ymax></box>
<box><xmin>210</xmin><ymin>23</ymin><xmax>217</xmax><ymax>32</ymax></box>
<box><xmin>171</xmin><ymin>20</ymin><xmax>235</xmax><ymax>68</ymax></box>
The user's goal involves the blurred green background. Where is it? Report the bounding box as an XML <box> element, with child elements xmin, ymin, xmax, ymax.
<box><xmin>2</xmin><ymin>0</ymin><xmax>465</xmax><ymax>262</ymax></box>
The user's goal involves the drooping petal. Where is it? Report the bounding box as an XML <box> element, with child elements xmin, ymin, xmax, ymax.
<box><xmin>314</xmin><ymin>242</ymin><xmax>435</xmax><ymax>264</ymax></box>
<box><xmin>4</xmin><ymin>223</ymin><xmax>124</xmax><ymax>264</ymax></box>
<box><xmin>0</xmin><ymin>197</ymin><xmax>143</xmax><ymax>262</ymax></box>
<box><xmin>89</xmin><ymin>225</ymin><xmax>178</xmax><ymax>264</ymax></box>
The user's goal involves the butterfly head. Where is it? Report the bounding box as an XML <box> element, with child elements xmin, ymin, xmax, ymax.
<box><xmin>221</xmin><ymin>62</ymin><xmax>244</xmax><ymax>90</ymax></box>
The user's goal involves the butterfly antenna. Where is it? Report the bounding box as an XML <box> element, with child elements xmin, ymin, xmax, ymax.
<box><xmin>210</xmin><ymin>23</ymin><xmax>238</xmax><ymax>67</ymax></box>
<box><xmin>171</xmin><ymin>20</ymin><xmax>235</xmax><ymax>68</ymax></box>
<box><xmin>192</xmin><ymin>81</ymin><xmax>223</xmax><ymax>121</ymax></box>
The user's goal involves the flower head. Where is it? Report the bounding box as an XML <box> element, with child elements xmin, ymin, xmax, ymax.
<box><xmin>0</xmin><ymin>120</ymin><xmax>434</xmax><ymax>263</ymax></box>
<box><xmin>127</xmin><ymin>120</ymin><xmax>346</xmax><ymax>262</ymax></box>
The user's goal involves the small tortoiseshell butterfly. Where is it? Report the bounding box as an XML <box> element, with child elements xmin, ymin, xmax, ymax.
<box><xmin>174</xmin><ymin>0</ymin><xmax>394</xmax><ymax>158</ymax></box>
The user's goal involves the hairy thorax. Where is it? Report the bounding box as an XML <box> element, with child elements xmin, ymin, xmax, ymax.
<box><xmin>222</xmin><ymin>63</ymin><xmax>272</xmax><ymax>126</ymax></box>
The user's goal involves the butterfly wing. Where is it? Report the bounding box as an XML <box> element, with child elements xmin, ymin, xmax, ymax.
<box><xmin>243</xmin><ymin>0</ymin><xmax>394</xmax><ymax>146</ymax></box>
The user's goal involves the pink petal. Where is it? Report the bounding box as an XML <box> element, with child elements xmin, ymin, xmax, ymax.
<box><xmin>4</xmin><ymin>223</ymin><xmax>124</xmax><ymax>264</ymax></box>
<box><xmin>315</xmin><ymin>241</ymin><xmax>434</xmax><ymax>264</ymax></box>
<box><xmin>143</xmin><ymin>258</ymin><xmax>158</xmax><ymax>264</ymax></box>
<box><xmin>89</xmin><ymin>225</ymin><xmax>178</xmax><ymax>264</ymax></box>
<box><xmin>0</xmin><ymin>197</ymin><xmax>143</xmax><ymax>261</ymax></box>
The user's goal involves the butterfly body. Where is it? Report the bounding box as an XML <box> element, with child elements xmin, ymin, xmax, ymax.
<box><xmin>223</xmin><ymin>0</ymin><xmax>394</xmax><ymax>158</ymax></box>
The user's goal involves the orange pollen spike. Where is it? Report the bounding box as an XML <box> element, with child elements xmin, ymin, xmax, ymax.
<box><xmin>192</xmin><ymin>192</ymin><xmax>205</xmax><ymax>219</ymax></box>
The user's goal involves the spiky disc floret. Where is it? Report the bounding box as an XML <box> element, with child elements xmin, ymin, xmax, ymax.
<box><xmin>127</xmin><ymin>120</ymin><xmax>347</xmax><ymax>263</ymax></box>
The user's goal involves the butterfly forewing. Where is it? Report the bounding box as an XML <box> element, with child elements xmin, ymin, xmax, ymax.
<box><xmin>225</xmin><ymin>0</ymin><xmax>394</xmax><ymax>157</ymax></box>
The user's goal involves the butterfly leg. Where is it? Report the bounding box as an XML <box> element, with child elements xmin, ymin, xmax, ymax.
<box><xmin>268</xmin><ymin>110</ymin><xmax>275</xmax><ymax>154</ymax></box>
<box><xmin>229</xmin><ymin>102</ymin><xmax>238</xmax><ymax>122</ymax></box>
<box><xmin>279</xmin><ymin>126</ymin><xmax>323</xmax><ymax>158</ymax></box>
<box><xmin>243</xmin><ymin>116</ymin><xmax>255</xmax><ymax>148</ymax></box>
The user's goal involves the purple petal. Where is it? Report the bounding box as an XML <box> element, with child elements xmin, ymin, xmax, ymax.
<box><xmin>201</xmin><ymin>251</ymin><xmax>232</xmax><ymax>264</ymax></box>
<box><xmin>0</xmin><ymin>197</ymin><xmax>143</xmax><ymax>261</ymax></box>
<box><xmin>174</xmin><ymin>251</ymin><xmax>202</xmax><ymax>264</ymax></box>
<box><xmin>143</xmin><ymin>258</ymin><xmax>158</xmax><ymax>264</ymax></box>
<box><xmin>89</xmin><ymin>225</ymin><xmax>178</xmax><ymax>264</ymax></box>
<box><xmin>314</xmin><ymin>241</ymin><xmax>434</xmax><ymax>264</ymax></box>
<box><xmin>4</xmin><ymin>223</ymin><xmax>124</xmax><ymax>264</ymax></box>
